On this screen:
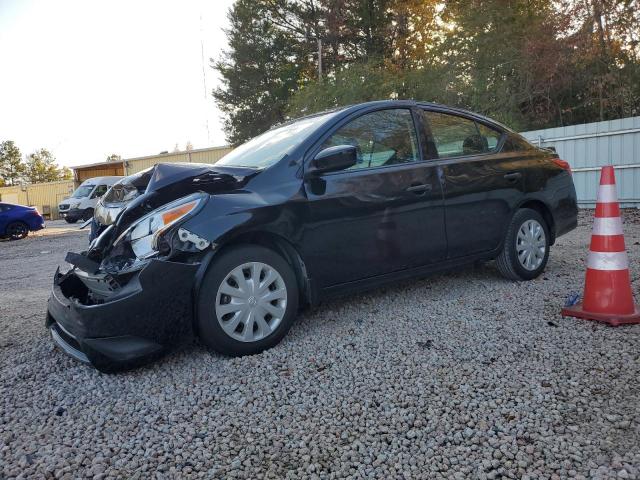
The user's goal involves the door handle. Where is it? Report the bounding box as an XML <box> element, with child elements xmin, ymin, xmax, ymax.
<box><xmin>406</xmin><ymin>183</ymin><xmax>432</xmax><ymax>195</ymax></box>
<box><xmin>504</xmin><ymin>172</ymin><xmax>522</xmax><ymax>182</ymax></box>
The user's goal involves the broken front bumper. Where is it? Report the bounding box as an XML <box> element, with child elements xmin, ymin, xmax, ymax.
<box><xmin>46</xmin><ymin>259</ymin><xmax>199</xmax><ymax>372</ymax></box>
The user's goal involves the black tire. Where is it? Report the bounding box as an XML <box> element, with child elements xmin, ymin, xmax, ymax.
<box><xmin>196</xmin><ymin>244</ymin><xmax>299</xmax><ymax>356</ymax></box>
<box><xmin>496</xmin><ymin>208</ymin><xmax>550</xmax><ymax>281</ymax></box>
<box><xmin>82</xmin><ymin>208</ymin><xmax>94</xmax><ymax>221</ymax></box>
<box><xmin>6</xmin><ymin>221</ymin><xmax>29</xmax><ymax>240</ymax></box>
<box><xmin>64</xmin><ymin>217</ymin><xmax>78</xmax><ymax>224</ymax></box>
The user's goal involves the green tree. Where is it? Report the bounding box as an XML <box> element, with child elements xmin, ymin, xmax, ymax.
<box><xmin>60</xmin><ymin>166</ymin><xmax>73</xmax><ymax>181</ymax></box>
<box><xmin>0</xmin><ymin>140</ymin><xmax>25</xmax><ymax>186</ymax></box>
<box><xmin>215</xmin><ymin>0</ymin><xmax>640</xmax><ymax>135</ymax></box>
<box><xmin>106</xmin><ymin>154</ymin><xmax>122</xmax><ymax>162</ymax></box>
<box><xmin>213</xmin><ymin>0</ymin><xmax>311</xmax><ymax>144</ymax></box>
<box><xmin>25</xmin><ymin>149</ymin><xmax>67</xmax><ymax>184</ymax></box>
<box><xmin>288</xmin><ymin>61</ymin><xmax>401</xmax><ymax>116</ymax></box>
<box><xmin>555</xmin><ymin>0</ymin><xmax>640</xmax><ymax>124</ymax></box>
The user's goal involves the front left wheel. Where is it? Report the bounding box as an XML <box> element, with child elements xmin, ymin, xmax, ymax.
<box><xmin>196</xmin><ymin>245</ymin><xmax>299</xmax><ymax>356</ymax></box>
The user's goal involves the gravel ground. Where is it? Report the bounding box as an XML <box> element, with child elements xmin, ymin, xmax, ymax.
<box><xmin>1</xmin><ymin>213</ymin><xmax>639</xmax><ymax>479</ymax></box>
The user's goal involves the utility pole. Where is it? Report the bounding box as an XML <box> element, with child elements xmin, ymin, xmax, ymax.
<box><xmin>317</xmin><ymin>38</ymin><xmax>323</xmax><ymax>81</ymax></box>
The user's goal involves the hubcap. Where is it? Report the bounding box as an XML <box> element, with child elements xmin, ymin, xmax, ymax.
<box><xmin>516</xmin><ymin>219</ymin><xmax>546</xmax><ymax>271</ymax></box>
<box><xmin>215</xmin><ymin>262</ymin><xmax>287</xmax><ymax>342</ymax></box>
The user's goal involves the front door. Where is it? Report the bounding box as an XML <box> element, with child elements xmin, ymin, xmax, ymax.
<box><xmin>302</xmin><ymin>107</ymin><xmax>447</xmax><ymax>288</ymax></box>
<box><xmin>420</xmin><ymin>109</ymin><xmax>525</xmax><ymax>258</ymax></box>
<box><xmin>0</xmin><ymin>205</ymin><xmax>9</xmax><ymax>233</ymax></box>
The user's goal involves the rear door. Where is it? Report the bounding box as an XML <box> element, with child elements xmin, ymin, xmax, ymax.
<box><xmin>302</xmin><ymin>107</ymin><xmax>447</xmax><ymax>287</ymax></box>
<box><xmin>420</xmin><ymin>108</ymin><xmax>525</xmax><ymax>258</ymax></box>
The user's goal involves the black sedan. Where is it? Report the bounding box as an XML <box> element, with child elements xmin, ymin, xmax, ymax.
<box><xmin>47</xmin><ymin>100</ymin><xmax>578</xmax><ymax>372</ymax></box>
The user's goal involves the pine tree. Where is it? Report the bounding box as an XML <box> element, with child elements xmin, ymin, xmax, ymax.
<box><xmin>213</xmin><ymin>0</ymin><xmax>310</xmax><ymax>145</ymax></box>
<box><xmin>0</xmin><ymin>140</ymin><xmax>25</xmax><ymax>186</ymax></box>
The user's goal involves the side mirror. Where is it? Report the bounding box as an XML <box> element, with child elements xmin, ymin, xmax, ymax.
<box><xmin>309</xmin><ymin>145</ymin><xmax>357</xmax><ymax>175</ymax></box>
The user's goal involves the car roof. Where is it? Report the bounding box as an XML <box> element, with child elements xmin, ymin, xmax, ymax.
<box><xmin>284</xmin><ymin>100</ymin><xmax>514</xmax><ymax>133</ymax></box>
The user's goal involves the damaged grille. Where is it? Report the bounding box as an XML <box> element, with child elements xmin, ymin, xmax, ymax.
<box><xmin>59</xmin><ymin>269</ymin><xmax>124</xmax><ymax>305</ymax></box>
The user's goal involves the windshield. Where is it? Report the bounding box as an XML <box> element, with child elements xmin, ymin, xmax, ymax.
<box><xmin>71</xmin><ymin>185</ymin><xmax>95</xmax><ymax>198</ymax></box>
<box><xmin>216</xmin><ymin>112</ymin><xmax>338</xmax><ymax>168</ymax></box>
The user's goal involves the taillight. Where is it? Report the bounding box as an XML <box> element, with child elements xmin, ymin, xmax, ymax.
<box><xmin>30</xmin><ymin>209</ymin><xmax>40</xmax><ymax>216</ymax></box>
<box><xmin>552</xmin><ymin>158</ymin><xmax>572</xmax><ymax>175</ymax></box>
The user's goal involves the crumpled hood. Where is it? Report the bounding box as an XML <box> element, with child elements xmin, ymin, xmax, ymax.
<box><xmin>109</xmin><ymin>162</ymin><xmax>258</xmax><ymax>240</ymax></box>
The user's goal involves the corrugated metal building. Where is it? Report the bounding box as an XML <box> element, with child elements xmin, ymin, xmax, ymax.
<box><xmin>521</xmin><ymin>116</ymin><xmax>640</xmax><ymax>207</ymax></box>
<box><xmin>68</xmin><ymin>146</ymin><xmax>233</xmax><ymax>181</ymax></box>
<box><xmin>0</xmin><ymin>180</ymin><xmax>74</xmax><ymax>220</ymax></box>
<box><xmin>0</xmin><ymin>146</ymin><xmax>232</xmax><ymax>220</ymax></box>
<box><xmin>124</xmin><ymin>146</ymin><xmax>233</xmax><ymax>175</ymax></box>
<box><xmin>74</xmin><ymin>161</ymin><xmax>125</xmax><ymax>183</ymax></box>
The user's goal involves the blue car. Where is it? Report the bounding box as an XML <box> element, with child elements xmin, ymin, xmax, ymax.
<box><xmin>0</xmin><ymin>203</ymin><xmax>46</xmax><ymax>240</ymax></box>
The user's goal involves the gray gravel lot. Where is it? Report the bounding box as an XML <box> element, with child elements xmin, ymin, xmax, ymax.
<box><xmin>1</xmin><ymin>214</ymin><xmax>639</xmax><ymax>479</ymax></box>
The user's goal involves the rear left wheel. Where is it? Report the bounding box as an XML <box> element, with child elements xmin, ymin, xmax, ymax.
<box><xmin>496</xmin><ymin>208</ymin><xmax>550</xmax><ymax>281</ymax></box>
<box><xmin>6</xmin><ymin>221</ymin><xmax>28</xmax><ymax>240</ymax></box>
<box><xmin>196</xmin><ymin>245</ymin><xmax>299</xmax><ymax>356</ymax></box>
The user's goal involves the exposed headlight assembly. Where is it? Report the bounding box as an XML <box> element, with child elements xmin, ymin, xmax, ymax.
<box><xmin>114</xmin><ymin>193</ymin><xmax>207</xmax><ymax>259</ymax></box>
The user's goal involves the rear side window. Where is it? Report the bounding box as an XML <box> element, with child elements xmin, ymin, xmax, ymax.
<box><xmin>422</xmin><ymin>111</ymin><xmax>502</xmax><ymax>158</ymax></box>
<box><xmin>320</xmin><ymin>109</ymin><xmax>420</xmax><ymax>170</ymax></box>
<box><xmin>503</xmin><ymin>134</ymin><xmax>535</xmax><ymax>152</ymax></box>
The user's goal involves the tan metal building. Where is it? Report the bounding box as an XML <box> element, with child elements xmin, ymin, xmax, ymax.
<box><xmin>124</xmin><ymin>146</ymin><xmax>233</xmax><ymax>175</ymax></box>
<box><xmin>74</xmin><ymin>161</ymin><xmax>125</xmax><ymax>183</ymax></box>
<box><xmin>0</xmin><ymin>180</ymin><xmax>74</xmax><ymax>220</ymax></box>
<box><xmin>68</xmin><ymin>145</ymin><xmax>232</xmax><ymax>181</ymax></box>
<box><xmin>0</xmin><ymin>146</ymin><xmax>233</xmax><ymax>220</ymax></box>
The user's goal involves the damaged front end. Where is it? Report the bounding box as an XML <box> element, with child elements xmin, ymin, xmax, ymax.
<box><xmin>46</xmin><ymin>190</ymin><xmax>215</xmax><ymax>372</ymax></box>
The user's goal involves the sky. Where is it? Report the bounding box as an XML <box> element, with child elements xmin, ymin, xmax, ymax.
<box><xmin>0</xmin><ymin>0</ymin><xmax>235</xmax><ymax>167</ymax></box>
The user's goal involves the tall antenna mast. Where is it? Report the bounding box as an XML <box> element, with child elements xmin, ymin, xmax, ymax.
<box><xmin>317</xmin><ymin>38</ymin><xmax>323</xmax><ymax>81</ymax></box>
<box><xmin>200</xmin><ymin>12</ymin><xmax>211</xmax><ymax>145</ymax></box>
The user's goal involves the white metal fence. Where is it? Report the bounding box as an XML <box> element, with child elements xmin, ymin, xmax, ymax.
<box><xmin>521</xmin><ymin>116</ymin><xmax>640</xmax><ymax>207</ymax></box>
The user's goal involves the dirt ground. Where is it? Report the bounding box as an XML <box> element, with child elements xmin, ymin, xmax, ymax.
<box><xmin>1</xmin><ymin>213</ymin><xmax>639</xmax><ymax>479</ymax></box>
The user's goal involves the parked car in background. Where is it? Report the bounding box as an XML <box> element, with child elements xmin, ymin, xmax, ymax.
<box><xmin>89</xmin><ymin>169</ymin><xmax>151</xmax><ymax>241</ymax></box>
<box><xmin>58</xmin><ymin>176</ymin><xmax>122</xmax><ymax>223</ymax></box>
<box><xmin>47</xmin><ymin>100</ymin><xmax>578</xmax><ymax>372</ymax></box>
<box><xmin>0</xmin><ymin>203</ymin><xmax>45</xmax><ymax>240</ymax></box>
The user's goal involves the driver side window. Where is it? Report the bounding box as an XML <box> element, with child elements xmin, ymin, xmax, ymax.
<box><xmin>91</xmin><ymin>185</ymin><xmax>109</xmax><ymax>199</ymax></box>
<box><xmin>320</xmin><ymin>109</ymin><xmax>419</xmax><ymax>171</ymax></box>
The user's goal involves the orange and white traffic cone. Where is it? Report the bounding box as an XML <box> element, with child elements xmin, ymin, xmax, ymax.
<box><xmin>561</xmin><ymin>165</ymin><xmax>640</xmax><ymax>326</ymax></box>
